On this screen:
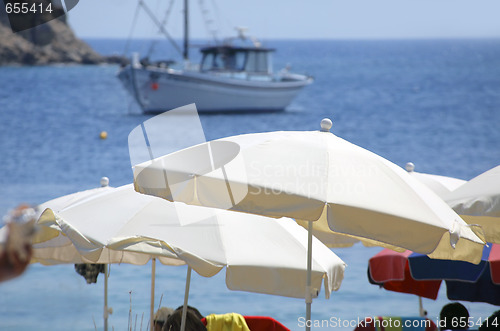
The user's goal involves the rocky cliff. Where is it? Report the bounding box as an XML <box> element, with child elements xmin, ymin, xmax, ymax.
<box><xmin>0</xmin><ymin>4</ymin><xmax>119</xmax><ymax>65</ymax></box>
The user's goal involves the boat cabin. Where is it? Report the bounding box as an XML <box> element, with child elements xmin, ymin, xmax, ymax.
<box><xmin>199</xmin><ymin>46</ymin><xmax>275</xmax><ymax>74</ymax></box>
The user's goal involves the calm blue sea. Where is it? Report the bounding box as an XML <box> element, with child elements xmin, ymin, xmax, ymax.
<box><xmin>0</xmin><ymin>39</ymin><xmax>499</xmax><ymax>331</ymax></box>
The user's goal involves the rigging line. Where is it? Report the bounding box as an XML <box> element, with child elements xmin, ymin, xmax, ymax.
<box><xmin>210</xmin><ymin>0</ymin><xmax>229</xmax><ymax>41</ymax></box>
<box><xmin>123</xmin><ymin>1</ymin><xmax>142</xmax><ymax>57</ymax></box>
<box><xmin>160</xmin><ymin>0</ymin><xmax>176</xmax><ymax>27</ymax></box>
<box><xmin>197</xmin><ymin>0</ymin><xmax>216</xmax><ymax>42</ymax></box>
<box><xmin>139</xmin><ymin>0</ymin><xmax>184</xmax><ymax>58</ymax></box>
<box><xmin>147</xmin><ymin>0</ymin><xmax>176</xmax><ymax>58</ymax></box>
<box><xmin>149</xmin><ymin>0</ymin><xmax>163</xmax><ymax>35</ymax></box>
<box><xmin>145</xmin><ymin>0</ymin><xmax>163</xmax><ymax>57</ymax></box>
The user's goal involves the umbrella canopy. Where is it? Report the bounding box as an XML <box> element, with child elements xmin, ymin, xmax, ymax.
<box><xmin>309</xmin><ymin>162</ymin><xmax>468</xmax><ymax>250</ymax></box>
<box><xmin>33</xmin><ymin>179</ymin><xmax>182</xmax><ymax>267</ymax></box>
<box><xmin>37</xmin><ymin>184</ymin><xmax>346</xmax><ymax>299</ymax></box>
<box><xmin>444</xmin><ymin>164</ymin><xmax>500</xmax><ymax>244</ymax></box>
<box><xmin>130</xmin><ymin>114</ymin><xmax>485</xmax><ymax>331</ymax></box>
<box><xmin>368</xmin><ymin>249</ymin><xmax>442</xmax><ymax>300</ymax></box>
<box><xmin>404</xmin><ymin>162</ymin><xmax>466</xmax><ymax>198</ymax></box>
<box><xmin>368</xmin><ymin>245</ymin><xmax>500</xmax><ymax>305</ymax></box>
<box><xmin>446</xmin><ymin>256</ymin><xmax>500</xmax><ymax>305</ymax></box>
<box><xmin>132</xmin><ymin>118</ymin><xmax>485</xmax><ymax>263</ymax></box>
<box><xmin>32</xmin><ymin>178</ymin><xmax>185</xmax><ymax>331</ymax></box>
<box><xmin>36</xmin><ymin>177</ymin><xmax>114</xmax><ymax>216</ymax></box>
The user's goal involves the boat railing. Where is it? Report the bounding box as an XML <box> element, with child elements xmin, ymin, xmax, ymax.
<box><xmin>183</xmin><ymin>61</ymin><xmax>200</xmax><ymax>72</ymax></box>
<box><xmin>204</xmin><ymin>70</ymin><xmax>274</xmax><ymax>82</ymax></box>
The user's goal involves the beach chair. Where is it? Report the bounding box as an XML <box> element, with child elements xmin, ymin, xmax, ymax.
<box><xmin>354</xmin><ymin>316</ymin><xmax>437</xmax><ymax>331</ymax></box>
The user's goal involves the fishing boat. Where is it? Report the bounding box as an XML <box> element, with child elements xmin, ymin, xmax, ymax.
<box><xmin>117</xmin><ymin>1</ymin><xmax>313</xmax><ymax>113</ymax></box>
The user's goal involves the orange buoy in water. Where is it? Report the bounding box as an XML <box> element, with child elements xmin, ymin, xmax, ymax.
<box><xmin>99</xmin><ymin>131</ymin><xmax>108</xmax><ymax>140</ymax></box>
<box><xmin>151</xmin><ymin>82</ymin><xmax>159</xmax><ymax>90</ymax></box>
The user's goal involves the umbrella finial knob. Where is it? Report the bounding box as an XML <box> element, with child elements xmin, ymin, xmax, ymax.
<box><xmin>320</xmin><ymin>118</ymin><xmax>332</xmax><ymax>132</ymax></box>
<box><xmin>100</xmin><ymin>177</ymin><xmax>109</xmax><ymax>187</ymax></box>
<box><xmin>405</xmin><ymin>162</ymin><xmax>415</xmax><ymax>172</ymax></box>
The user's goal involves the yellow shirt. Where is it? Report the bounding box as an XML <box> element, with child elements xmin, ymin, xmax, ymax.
<box><xmin>205</xmin><ymin>313</ymin><xmax>251</xmax><ymax>331</ymax></box>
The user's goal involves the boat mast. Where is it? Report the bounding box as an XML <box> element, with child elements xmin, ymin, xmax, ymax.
<box><xmin>183</xmin><ymin>0</ymin><xmax>189</xmax><ymax>61</ymax></box>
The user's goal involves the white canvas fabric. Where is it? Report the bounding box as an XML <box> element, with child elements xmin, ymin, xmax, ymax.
<box><xmin>33</xmin><ymin>183</ymin><xmax>183</xmax><ymax>267</ymax></box>
<box><xmin>445</xmin><ymin>164</ymin><xmax>500</xmax><ymax>243</ymax></box>
<box><xmin>35</xmin><ymin>184</ymin><xmax>345</xmax><ymax>299</ymax></box>
<box><xmin>133</xmin><ymin>122</ymin><xmax>485</xmax><ymax>264</ymax></box>
<box><xmin>405</xmin><ymin>162</ymin><xmax>466</xmax><ymax>198</ymax></box>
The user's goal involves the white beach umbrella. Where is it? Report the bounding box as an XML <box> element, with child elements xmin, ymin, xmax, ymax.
<box><xmin>38</xmin><ymin>184</ymin><xmax>345</xmax><ymax>298</ymax></box>
<box><xmin>132</xmin><ymin>118</ymin><xmax>484</xmax><ymax>260</ymax></box>
<box><xmin>131</xmin><ymin>116</ymin><xmax>485</xmax><ymax>330</ymax></box>
<box><xmin>405</xmin><ymin>162</ymin><xmax>466</xmax><ymax>198</ymax></box>
<box><xmin>33</xmin><ymin>178</ymin><xmax>184</xmax><ymax>331</ymax></box>
<box><xmin>36</xmin><ymin>177</ymin><xmax>114</xmax><ymax>217</ymax></box>
<box><xmin>297</xmin><ymin>162</ymin><xmax>468</xmax><ymax>315</ymax></box>
<box><xmin>34</xmin><ymin>184</ymin><xmax>182</xmax><ymax>266</ymax></box>
<box><xmin>38</xmin><ymin>183</ymin><xmax>345</xmax><ymax>330</ymax></box>
<box><xmin>444</xmin><ymin>164</ymin><xmax>500</xmax><ymax>244</ymax></box>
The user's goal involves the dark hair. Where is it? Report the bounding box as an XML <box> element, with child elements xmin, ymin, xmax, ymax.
<box><xmin>163</xmin><ymin>309</ymin><xmax>206</xmax><ymax>331</ymax></box>
<box><xmin>479</xmin><ymin>310</ymin><xmax>500</xmax><ymax>331</ymax></box>
<box><xmin>439</xmin><ymin>302</ymin><xmax>469</xmax><ymax>330</ymax></box>
<box><xmin>174</xmin><ymin>305</ymin><xmax>204</xmax><ymax>320</ymax></box>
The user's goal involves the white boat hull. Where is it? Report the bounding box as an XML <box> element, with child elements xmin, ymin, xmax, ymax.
<box><xmin>118</xmin><ymin>66</ymin><xmax>312</xmax><ymax>113</ymax></box>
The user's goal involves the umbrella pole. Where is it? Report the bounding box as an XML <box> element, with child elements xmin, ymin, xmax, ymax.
<box><xmin>150</xmin><ymin>258</ymin><xmax>156</xmax><ymax>331</ymax></box>
<box><xmin>418</xmin><ymin>296</ymin><xmax>425</xmax><ymax>317</ymax></box>
<box><xmin>102</xmin><ymin>178</ymin><xmax>110</xmax><ymax>331</ymax></box>
<box><xmin>180</xmin><ymin>266</ymin><xmax>192</xmax><ymax>331</ymax></box>
<box><xmin>104</xmin><ymin>264</ymin><xmax>109</xmax><ymax>331</ymax></box>
<box><xmin>305</xmin><ymin>221</ymin><xmax>313</xmax><ymax>331</ymax></box>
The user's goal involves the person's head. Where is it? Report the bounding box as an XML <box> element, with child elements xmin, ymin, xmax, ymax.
<box><xmin>175</xmin><ymin>305</ymin><xmax>203</xmax><ymax>320</ymax></box>
<box><xmin>439</xmin><ymin>302</ymin><xmax>469</xmax><ymax>330</ymax></box>
<box><xmin>163</xmin><ymin>309</ymin><xmax>206</xmax><ymax>331</ymax></box>
<box><xmin>479</xmin><ymin>310</ymin><xmax>500</xmax><ymax>331</ymax></box>
<box><xmin>154</xmin><ymin>307</ymin><xmax>174</xmax><ymax>331</ymax></box>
